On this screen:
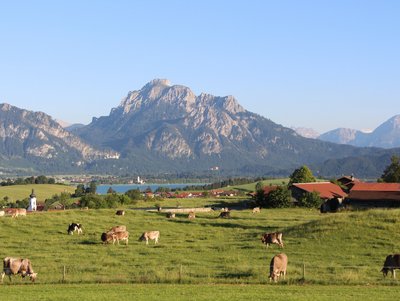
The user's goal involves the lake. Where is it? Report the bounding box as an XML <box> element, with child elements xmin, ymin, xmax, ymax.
<box><xmin>96</xmin><ymin>183</ymin><xmax>206</xmax><ymax>194</ymax></box>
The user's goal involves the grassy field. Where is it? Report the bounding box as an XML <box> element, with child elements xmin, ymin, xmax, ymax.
<box><xmin>0</xmin><ymin>184</ymin><xmax>76</xmax><ymax>202</ymax></box>
<box><xmin>230</xmin><ymin>178</ymin><xmax>289</xmax><ymax>192</ymax></box>
<box><xmin>0</xmin><ymin>200</ymin><xmax>399</xmax><ymax>299</ymax></box>
<box><xmin>0</xmin><ymin>284</ymin><xmax>399</xmax><ymax>301</ymax></box>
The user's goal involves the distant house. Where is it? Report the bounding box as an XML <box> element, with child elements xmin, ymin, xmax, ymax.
<box><xmin>290</xmin><ymin>182</ymin><xmax>347</xmax><ymax>212</ymax></box>
<box><xmin>290</xmin><ymin>182</ymin><xmax>347</xmax><ymax>201</ymax></box>
<box><xmin>345</xmin><ymin>182</ymin><xmax>400</xmax><ymax>208</ymax></box>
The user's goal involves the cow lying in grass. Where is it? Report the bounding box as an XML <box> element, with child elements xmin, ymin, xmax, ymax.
<box><xmin>138</xmin><ymin>231</ymin><xmax>160</xmax><ymax>245</ymax></box>
<box><xmin>1</xmin><ymin>257</ymin><xmax>37</xmax><ymax>283</ymax></box>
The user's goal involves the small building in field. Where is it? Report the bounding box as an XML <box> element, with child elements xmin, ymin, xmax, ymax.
<box><xmin>345</xmin><ymin>182</ymin><xmax>400</xmax><ymax>208</ymax></box>
<box><xmin>28</xmin><ymin>189</ymin><xmax>37</xmax><ymax>211</ymax></box>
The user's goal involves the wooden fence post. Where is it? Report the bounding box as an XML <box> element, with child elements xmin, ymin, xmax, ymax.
<box><xmin>62</xmin><ymin>265</ymin><xmax>66</xmax><ymax>283</ymax></box>
<box><xmin>179</xmin><ymin>264</ymin><xmax>183</xmax><ymax>283</ymax></box>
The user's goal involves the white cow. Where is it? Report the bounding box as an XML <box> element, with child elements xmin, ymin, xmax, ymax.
<box><xmin>138</xmin><ymin>231</ymin><xmax>160</xmax><ymax>245</ymax></box>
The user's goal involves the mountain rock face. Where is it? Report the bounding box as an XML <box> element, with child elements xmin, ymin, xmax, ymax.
<box><xmin>319</xmin><ymin>115</ymin><xmax>400</xmax><ymax>148</ymax></box>
<box><xmin>291</xmin><ymin>127</ymin><xmax>320</xmax><ymax>139</ymax></box>
<box><xmin>0</xmin><ymin>103</ymin><xmax>118</xmax><ymax>172</ymax></box>
<box><xmin>75</xmin><ymin>79</ymin><xmax>379</xmax><ymax>175</ymax></box>
<box><xmin>1</xmin><ymin>80</ymin><xmax>398</xmax><ymax>177</ymax></box>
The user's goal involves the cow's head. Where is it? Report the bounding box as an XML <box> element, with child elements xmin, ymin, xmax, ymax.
<box><xmin>29</xmin><ymin>272</ymin><xmax>37</xmax><ymax>282</ymax></box>
<box><xmin>381</xmin><ymin>267</ymin><xmax>389</xmax><ymax>277</ymax></box>
<box><xmin>261</xmin><ymin>235</ymin><xmax>266</xmax><ymax>244</ymax></box>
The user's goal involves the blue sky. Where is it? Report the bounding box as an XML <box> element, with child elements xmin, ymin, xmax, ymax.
<box><xmin>0</xmin><ymin>0</ymin><xmax>399</xmax><ymax>133</ymax></box>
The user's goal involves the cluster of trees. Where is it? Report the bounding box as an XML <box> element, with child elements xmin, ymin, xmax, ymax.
<box><xmin>0</xmin><ymin>175</ymin><xmax>56</xmax><ymax>186</ymax></box>
<box><xmin>255</xmin><ymin>165</ymin><xmax>321</xmax><ymax>209</ymax></box>
<box><xmin>379</xmin><ymin>155</ymin><xmax>400</xmax><ymax>183</ymax></box>
<box><xmin>185</xmin><ymin>177</ymin><xmax>266</xmax><ymax>191</ymax></box>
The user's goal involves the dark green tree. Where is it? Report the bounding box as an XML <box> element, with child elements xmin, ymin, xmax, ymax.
<box><xmin>255</xmin><ymin>181</ymin><xmax>264</xmax><ymax>191</ymax></box>
<box><xmin>264</xmin><ymin>186</ymin><xmax>292</xmax><ymax>208</ymax></box>
<box><xmin>86</xmin><ymin>181</ymin><xmax>97</xmax><ymax>194</ymax></box>
<box><xmin>288</xmin><ymin>165</ymin><xmax>316</xmax><ymax>186</ymax></box>
<box><xmin>74</xmin><ymin>184</ymin><xmax>86</xmax><ymax>197</ymax></box>
<box><xmin>379</xmin><ymin>155</ymin><xmax>400</xmax><ymax>183</ymax></box>
<box><xmin>107</xmin><ymin>187</ymin><xmax>116</xmax><ymax>194</ymax></box>
<box><xmin>125</xmin><ymin>189</ymin><xmax>142</xmax><ymax>200</ymax></box>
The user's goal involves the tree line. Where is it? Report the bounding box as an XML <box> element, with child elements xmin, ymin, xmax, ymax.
<box><xmin>1</xmin><ymin>175</ymin><xmax>56</xmax><ymax>186</ymax></box>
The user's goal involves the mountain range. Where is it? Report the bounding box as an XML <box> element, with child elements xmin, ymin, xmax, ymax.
<box><xmin>0</xmin><ymin>79</ymin><xmax>399</xmax><ymax>177</ymax></box>
<box><xmin>317</xmin><ymin>115</ymin><xmax>400</xmax><ymax>148</ymax></box>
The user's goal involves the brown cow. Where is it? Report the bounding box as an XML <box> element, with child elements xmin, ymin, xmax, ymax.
<box><xmin>116</xmin><ymin>210</ymin><xmax>125</xmax><ymax>216</ymax></box>
<box><xmin>269</xmin><ymin>253</ymin><xmax>288</xmax><ymax>282</ymax></box>
<box><xmin>101</xmin><ymin>230</ymin><xmax>129</xmax><ymax>245</ymax></box>
<box><xmin>1</xmin><ymin>257</ymin><xmax>37</xmax><ymax>283</ymax></box>
<box><xmin>138</xmin><ymin>231</ymin><xmax>160</xmax><ymax>245</ymax></box>
<box><xmin>382</xmin><ymin>254</ymin><xmax>400</xmax><ymax>278</ymax></box>
<box><xmin>252</xmin><ymin>207</ymin><xmax>261</xmax><ymax>214</ymax></box>
<box><xmin>261</xmin><ymin>232</ymin><xmax>284</xmax><ymax>248</ymax></box>
<box><xmin>5</xmin><ymin>208</ymin><xmax>27</xmax><ymax>218</ymax></box>
<box><xmin>108</xmin><ymin>225</ymin><xmax>127</xmax><ymax>233</ymax></box>
<box><xmin>112</xmin><ymin>231</ymin><xmax>129</xmax><ymax>245</ymax></box>
<box><xmin>188</xmin><ymin>212</ymin><xmax>195</xmax><ymax>219</ymax></box>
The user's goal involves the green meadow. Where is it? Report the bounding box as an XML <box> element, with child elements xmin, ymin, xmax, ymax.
<box><xmin>0</xmin><ymin>201</ymin><xmax>399</xmax><ymax>299</ymax></box>
<box><xmin>0</xmin><ymin>184</ymin><xmax>76</xmax><ymax>202</ymax></box>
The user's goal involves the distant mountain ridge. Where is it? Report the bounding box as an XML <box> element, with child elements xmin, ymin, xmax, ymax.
<box><xmin>73</xmin><ymin>79</ymin><xmax>389</xmax><ymax>176</ymax></box>
<box><xmin>1</xmin><ymin>80</ymin><xmax>399</xmax><ymax>177</ymax></box>
<box><xmin>0</xmin><ymin>103</ymin><xmax>118</xmax><ymax>173</ymax></box>
<box><xmin>318</xmin><ymin>115</ymin><xmax>400</xmax><ymax>148</ymax></box>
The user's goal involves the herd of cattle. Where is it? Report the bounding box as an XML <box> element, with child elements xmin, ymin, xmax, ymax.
<box><xmin>1</xmin><ymin>207</ymin><xmax>400</xmax><ymax>283</ymax></box>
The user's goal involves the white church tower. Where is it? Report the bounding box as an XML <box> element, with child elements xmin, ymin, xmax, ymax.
<box><xmin>28</xmin><ymin>189</ymin><xmax>37</xmax><ymax>211</ymax></box>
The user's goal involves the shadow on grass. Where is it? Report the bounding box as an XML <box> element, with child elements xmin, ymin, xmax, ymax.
<box><xmin>79</xmin><ymin>240</ymin><xmax>99</xmax><ymax>245</ymax></box>
<box><xmin>216</xmin><ymin>272</ymin><xmax>253</xmax><ymax>279</ymax></box>
<box><xmin>200</xmin><ymin>221</ymin><xmax>271</xmax><ymax>232</ymax></box>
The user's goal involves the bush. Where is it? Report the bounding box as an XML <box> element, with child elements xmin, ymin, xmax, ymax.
<box><xmin>264</xmin><ymin>186</ymin><xmax>292</xmax><ymax>208</ymax></box>
<box><xmin>298</xmin><ymin>191</ymin><xmax>323</xmax><ymax>208</ymax></box>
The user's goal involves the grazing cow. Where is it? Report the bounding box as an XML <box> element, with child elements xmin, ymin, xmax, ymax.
<box><xmin>138</xmin><ymin>231</ymin><xmax>160</xmax><ymax>245</ymax></box>
<box><xmin>269</xmin><ymin>253</ymin><xmax>288</xmax><ymax>282</ymax></box>
<box><xmin>166</xmin><ymin>212</ymin><xmax>175</xmax><ymax>219</ymax></box>
<box><xmin>101</xmin><ymin>232</ymin><xmax>114</xmax><ymax>244</ymax></box>
<box><xmin>188</xmin><ymin>212</ymin><xmax>195</xmax><ymax>219</ymax></box>
<box><xmin>101</xmin><ymin>230</ymin><xmax>129</xmax><ymax>245</ymax></box>
<box><xmin>116</xmin><ymin>210</ymin><xmax>125</xmax><ymax>216</ymax></box>
<box><xmin>108</xmin><ymin>225</ymin><xmax>127</xmax><ymax>233</ymax></box>
<box><xmin>218</xmin><ymin>211</ymin><xmax>231</xmax><ymax>218</ymax></box>
<box><xmin>112</xmin><ymin>231</ymin><xmax>129</xmax><ymax>245</ymax></box>
<box><xmin>261</xmin><ymin>232</ymin><xmax>284</xmax><ymax>248</ymax></box>
<box><xmin>67</xmin><ymin>223</ymin><xmax>83</xmax><ymax>235</ymax></box>
<box><xmin>1</xmin><ymin>257</ymin><xmax>37</xmax><ymax>283</ymax></box>
<box><xmin>252</xmin><ymin>207</ymin><xmax>261</xmax><ymax>214</ymax></box>
<box><xmin>6</xmin><ymin>208</ymin><xmax>27</xmax><ymax>218</ymax></box>
<box><xmin>382</xmin><ymin>254</ymin><xmax>400</xmax><ymax>278</ymax></box>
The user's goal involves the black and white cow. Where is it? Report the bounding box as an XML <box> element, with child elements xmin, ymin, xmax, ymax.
<box><xmin>67</xmin><ymin>223</ymin><xmax>83</xmax><ymax>235</ymax></box>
